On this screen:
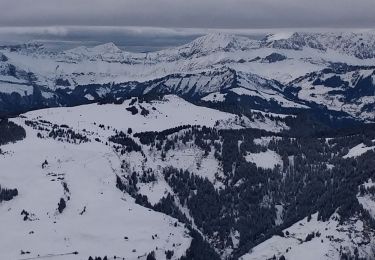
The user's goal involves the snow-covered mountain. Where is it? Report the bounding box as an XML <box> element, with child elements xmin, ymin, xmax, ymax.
<box><xmin>1</xmin><ymin>31</ymin><xmax>374</xmax><ymax>121</ymax></box>
<box><xmin>154</xmin><ymin>33</ymin><xmax>260</xmax><ymax>61</ymax></box>
<box><xmin>289</xmin><ymin>63</ymin><xmax>375</xmax><ymax>121</ymax></box>
<box><xmin>1</xmin><ymin>31</ymin><xmax>375</xmax><ymax>260</ymax></box>
<box><xmin>263</xmin><ymin>32</ymin><xmax>375</xmax><ymax>59</ymax></box>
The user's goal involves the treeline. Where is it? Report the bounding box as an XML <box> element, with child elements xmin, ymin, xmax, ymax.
<box><xmin>48</xmin><ymin>127</ymin><xmax>89</xmax><ymax>144</ymax></box>
<box><xmin>109</xmin><ymin>131</ymin><xmax>141</xmax><ymax>153</ymax></box>
<box><xmin>134</xmin><ymin>125</ymin><xmax>194</xmax><ymax>145</ymax></box>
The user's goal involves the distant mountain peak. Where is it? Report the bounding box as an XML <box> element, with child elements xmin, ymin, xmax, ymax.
<box><xmin>193</xmin><ymin>32</ymin><xmax>241</xmax><ymax>46</ymax></box>
<box><xmin>65</xmin><ymin>42</ymin><xmax>121</xmax><ymax>55</ymax></box>
<box><xmin>61</xmin><ymin>42</ymin><xmax>123</xmax><ymax>62</ymax></box>
<box><xmin>173</xmin><ymin>33</ymin><xmax>259</xmax><ymax>58</ymax></box>
<box><xmin>263</xmin><ymin>32</ymin><xmax>295</xmax><ymax>42</ymax></box>
<box><xmin>91</xmin><ymin>42</ymin><xmax>122</xmax><ymax>54</ymax></box>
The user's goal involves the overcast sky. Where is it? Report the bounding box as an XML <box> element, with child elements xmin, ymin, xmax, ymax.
<box><xmin>1</xmin><ymin>0</ymin><xmax>375</xmax><ymax>28</ymax></box>
<box><xmin>1</xmin><ymin>0</ymin><xmax>375</xmax><ymax>52</ymax></box>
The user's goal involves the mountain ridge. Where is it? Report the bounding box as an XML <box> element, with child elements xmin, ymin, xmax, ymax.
<box><xmin>0</xmin><ymin>31</ymin><xmax>375</xmax><ymax>122</ymax></box>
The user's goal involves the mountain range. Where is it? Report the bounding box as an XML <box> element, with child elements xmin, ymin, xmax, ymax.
<box><xmin>0</xmin><ymin>32</ymin><xmax>374</xmax><ymax>121</ymax></box>
<box><xmin>1</xmin><ymin>32</ymin><xmax>375</xmax><ymax>260</ymax></box>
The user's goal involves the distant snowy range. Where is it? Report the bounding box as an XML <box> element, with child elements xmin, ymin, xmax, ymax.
<box><xmin>1</xmin><ymin>31</ymin><xmax>375</xmax><ymax>260</ymax></box>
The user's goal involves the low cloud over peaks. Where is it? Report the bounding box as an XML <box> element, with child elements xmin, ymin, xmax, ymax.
<box><xmin>1</xmin><ymin>0</ymin><xmax>375</xmax><ymax>28</ymax></box>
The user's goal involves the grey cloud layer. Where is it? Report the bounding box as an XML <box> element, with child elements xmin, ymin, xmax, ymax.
<box><xmin>1</xmin><ymin>0</ymin><xmax>375</xmax><ymax>28</ymax></box>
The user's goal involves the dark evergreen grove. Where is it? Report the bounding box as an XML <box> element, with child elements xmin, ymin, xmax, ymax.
<box><xmin>57</xmin><ymin>198</ymin><xmax>66</xmax><ymax>214</ymax></box>
<box><xmin>48</xmin><ymin>127</ymin><xmax>89</xmax><ymax>144</ymax></box>
<box><xmin>114</xmin><ymin>122</ymin><xmax>375</xmax><ymax>259</ymax></box>
<box><xmin>109</xmin><ymin>131</ymin><xmax>142</xmax><ymax>153</ymax></box>
<box><xmin>0</xmin><ymin>118</ymin><xmax>26</xmax><ymax>146</ymax></box>
<box><xmin>0</xmin><ymin>120</ymin><xmax>23</xmax><ymax>203</ymax></box>
<box><xmin>0</xmin><ymin>185</ymin><xmax>18</xmax><ymax>203</ymax></box>
<box><xmin>24</xmin><ymin>119</ymin><xmax>90</xmax><ymax>144</ymax></box>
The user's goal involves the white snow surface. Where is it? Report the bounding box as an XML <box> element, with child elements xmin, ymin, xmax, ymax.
<box><xmin>22</xmin><ymin>95</ymin><xmax>287</xmax><ymax>134</ymax></box>
<box><xmin>201</xmin><ymin>92</ymin><xmax>227</xmax><ymax>102</ymax></box>
<box><xmin>0</xmin><ymin>82</ymin><xmax>33</xmax><ymax>95</ymax></box>
<box><xmin>343</xmin><ymin>142</ymin><xmax>375</xmax><ymax>158</ymax></box>
<box><xmin>0</xmin><ymin>118</ymin><xmax>191</xmax><ymax>260</ymax></box>
<box><xmin>22</xmin><ymin>95</ymin><xmax>248</xmax><ymax>134</ymax></box>
<box><xmin>244</xmin><ymin>149</ymin><xmax>282</xmax><ymax>169</ymax></box>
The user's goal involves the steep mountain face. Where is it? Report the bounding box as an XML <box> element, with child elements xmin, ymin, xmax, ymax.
<box><xmin>0</xmin><ymin>65</ymin><xmax>306</xmax><ymax>116</ymax></box>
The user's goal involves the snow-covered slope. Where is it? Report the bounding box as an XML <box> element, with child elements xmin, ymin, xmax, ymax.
<box><xmin>0</xmin><ymin>94</ymin><xmax>283</xmax><ymax>259</ymax></box>
<box><xmin>244</xmin><ymin>149</ymin><xmax>283</xmax><ymax>169</ymax></box>
<box><xmin>21</xmin><ymin>94</ymin><xmax>286</xmax><ymax>134</ymax></box>
<box><xmin>240</xmin><ymin>213</ymin><xmax>375</xmax><ymax>260</ymax></box>
<box><xmin>1</xmin><ymin>96</ymin><xmax>375</xmax><ymax>259</ymax></box>
<box><xmin>0</xmin><ymin>91</ymin><xmax>295</xmax><ymax>259</ymax></box>
<box><xmin>0</xmin><ymin>118</ymin><xmax>191</xmax><ymax>260</ymax></box>
<box><xmin>343</xmin><ymin>141</ymin><xmax>375</xmax><ymax>158</ymax></box>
